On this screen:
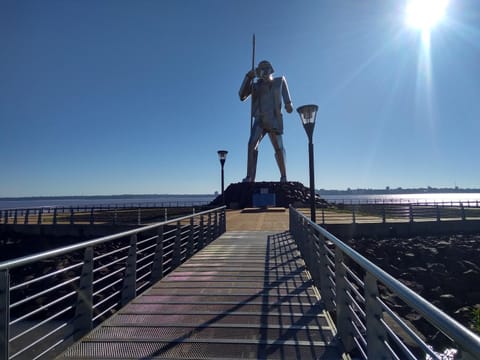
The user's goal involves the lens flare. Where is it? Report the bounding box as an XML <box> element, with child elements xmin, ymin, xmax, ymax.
<box><xmin>406</xmin><ymin>0</ymin><xmax>449</xmax><ymax>31</ymax></box>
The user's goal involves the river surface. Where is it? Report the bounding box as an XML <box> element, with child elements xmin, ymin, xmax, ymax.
<box><xmin>321</xmin><ymin>192</ymin><xmax>480</xmax><ymax>205</ymax></box>
<box><xmin>0</xmin><ymin>194</ymin><xmax>216</xmax><ymax>210</ymax></box>
<box><xmin>1</xmin><ymin>193</ymin><xmax>480</xmax><ymax>210</ymax></box>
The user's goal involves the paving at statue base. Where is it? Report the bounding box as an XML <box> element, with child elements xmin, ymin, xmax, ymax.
<box><xmin>226</xmin><ymin>208</ymin><xmax>290</xmax><ymax>231</ymax></box>
<box><xmin>58</xmin><ymin>208</ymin><xmax>347</xmax><ymax>359</ymax></box>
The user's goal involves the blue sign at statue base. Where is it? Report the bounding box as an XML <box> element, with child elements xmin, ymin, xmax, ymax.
<box><xmin>252</xmin><ymin>188</ymin><xmax>276</xmax><ymax>208</ymax></box>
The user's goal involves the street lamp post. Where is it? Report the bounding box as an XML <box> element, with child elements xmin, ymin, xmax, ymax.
<box><xmin>297</xmin><ymin>105</ymin><xmax>318</xmax><ymax>222</ymax></box>
<box><xmin>217</xmin><ymin>150</ymin><xmax>228</xmax><ymax>204</ymax></box>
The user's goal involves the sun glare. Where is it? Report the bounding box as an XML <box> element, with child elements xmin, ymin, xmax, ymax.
<box><xmin>406</xmin><ymin>0</ymin><xmax>449</xmax><ymax>31</ymax></box>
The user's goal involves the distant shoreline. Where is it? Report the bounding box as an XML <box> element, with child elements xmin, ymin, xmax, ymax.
<box><xmin>318</xmin><ymin>188</ymin><xmax>480</xmax><ymax>196</ymax></box>
<box><xmin>0</xmin><ymin>194</ymin><xmax>215</xmax><ymax>201</ymax></box>
<box><xmin>3</xmin><ymin>187</ymin><xmax>480</xmax><ymax>200</ymax></box>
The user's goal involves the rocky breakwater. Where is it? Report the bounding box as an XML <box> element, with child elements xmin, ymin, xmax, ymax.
<box><xmin>210</xmin><ymin>181</ymin><xmax>328</xmax><ymax>209</ymax></box>
<box><xmin>345</xmin><ymin>234</ymin><xmax>480</xmax><ymax>348</ymax></box>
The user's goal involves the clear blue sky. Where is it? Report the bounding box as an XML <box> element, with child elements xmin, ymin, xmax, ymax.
<box><xmin>1</xmin><ymin>0</ymin><xmax>479</xmax><ymax>197</ymax></box>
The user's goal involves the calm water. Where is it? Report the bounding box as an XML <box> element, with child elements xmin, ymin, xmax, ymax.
<box><xmin>321</xmin><ymin>193</ymin><xmax>480</xmax><ymax>205</ymax></box>
<box><xmin>0</xmin><ymin>195</ymin><xmax>216</xmax><ymax>210</ymax></box>
<box><xmin>2</xmin><ymin>193</ymin><xmax>480</xmax><ymax>210</ymax></box>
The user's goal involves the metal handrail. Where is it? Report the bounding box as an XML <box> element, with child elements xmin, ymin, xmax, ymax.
<box><xmin>3</xmin><ymin>202</ymin><xmax>480</xmax><ymax>226</ymax></box>
<box><xmin>314</xmin><ymin>202</ymin><xmax>480</xmax><ymax>225</ymax></box>
<box><xmin>0</xmin><ymin>206</ymin><xmax>226</xmax><ymax>360</ymax></box>
<box><xmin>325</xmin><ymin>198</ymin><xmax>480</xmax><ymax>206</ymax></box>
<box><xmin>289</xmin><ymin>206</ymin><xmax>480</xmax><ymax>360</ymax></box>
<box><xmin>0</xmin><ymin>203</ymin><xmax>214</xmax><ymax>225</ymax></box>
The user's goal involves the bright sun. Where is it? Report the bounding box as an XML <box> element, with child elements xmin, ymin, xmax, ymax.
<box><xmin>406</xmin><ymin>0</ymin><xmax>449</xmax><ymax>31</ymax></box>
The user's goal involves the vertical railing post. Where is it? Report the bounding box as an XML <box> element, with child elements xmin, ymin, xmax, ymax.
<box><xmin>172</xmin><ymin>222</ymin><xmax>182</xmax><ymax>268</ymax></box>
<box><xmin>198</xmin><ymin>215</ymin><xmax>205</xmax><ymax>249</ymax></box>
<box><xmin>382</xmin><ymin>204</ymin><xmax>386</xmax><ymax>224</ymax></box>
<box><xmin>151</xmin><ymin>226</ymin><xmax>164</xmax><ymax>283</ymax></box>
<box><xmin>187</xmin><ymin>217</ymin><xmax>195</xmax><ymax>258</ymax></box>
<box><xmin>113</xmin><ymin>209</ymin><xmax>117</xmax><ymax>225</ymax></box>
<box><xmin>207</xmin><ymin>213</ymin><xmax>212</xmax><ymax>244</ymax></box>
<box><xmin>74</xmin><ymin>246</ymin><xmax>93</xmax><ymax>341</ymax></box>
<box><xmin>335</xmin><ymin>248</ymin><xmax>354</xmax><ymax>352</ymax></box>
<box><xmin>436</xmin><ymin>205</ymin><xmax>441</xmax><ymax>222</ymax></box>
<box><xmin>89</xmin><ymin>208</ymin><xmax>94</xmax><ymax>225</ymax></box>
<box><xmin>288</xmin><ymin>207</ymin><xmax>294</xmax><ymax>231</ymax></box>
<box><xmin>37</xmin><ymin>208</ymin><xmax>43</xmax><ymax>224</ymax></box>
<box><xmin>220</xmin><ymin>208</ymin><xmax>226</xmax><ymax>234</ymax></box>
<box><xmin>13</xmin><ymin>210</ymin><xmax>17</xmax><ymax>225</ymax></box>
<box><xmin>351</xmin><ymin>206</ymin><xmax>356</xmax><ymax>224</ymax></box>
<box><xmin>294</xmin><ymin>217</ymin><xmax>305</xmax><ymax>257</ymax></box>
<box><xmin>365</xmin><ymin>273</ymin><xmax>391</xmax><ymax>359</ymax></box>
<box><xmin>305</xmin><ymin>228</ymin><xmax>322</xmax><ymax>286</ymax></box>
<box><xmin>3</xmin><ymin>210</ymin><xmax>7</xmax><ymax>224</ymax></box>
<box><xmin>121</xmin><ymin>234</ymin><xmax>138</xmax><ymax>306</ymax></box>
<box><xmin>409</xmin><ymin>204</ymin><xmax>414</xmax><ymax>223</ymax></box>
<box><xmin>0</xmin><ymin>270</ymin><xmax>10</xmax><ymax>360</ymax></box>
<box><xmin>53</xmin><ymin>208</ymin><xmax>57</xmax><ymax>225</ymax></box>
<box><xmin>321</xmin><ymin>207</ymin><xmax>325</xmax><ymax>225</ymax></box>
<box><xmin>70</xmin><ymin>207</ymin><xmax>74</xmax><ymax>225</ymax></box>
<box><xmin>214</xmin><ymin>210</ymin><xmax>219</xmax><ymax>238</ymax></box>
<box><xmin>461</xmin><ymin>203</ymin><xmax>466</xmax><ymax>221</ymax></box>
<box><xmin>317</xmin><ymin>234</ymin><xmax>335</xmax><ymax>311</ymax></box>
<box><xmin>137</xmin><ymin>208</ymin><xmax>141</xmax><ymax>225</ymax></box>
<box><xmin>24</xmin><ymin>209</ymin><xmax>29</xmax><ymax>224</ymax></box>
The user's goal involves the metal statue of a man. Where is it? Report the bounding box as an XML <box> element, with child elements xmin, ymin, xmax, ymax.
<box><xmin>239</xmin><ymin>60</ymin><xmax>293</xmax><ymax>183</ymax></box>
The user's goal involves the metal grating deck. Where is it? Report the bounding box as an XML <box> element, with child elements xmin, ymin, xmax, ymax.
<box><xmin>57</xmin><ymin>231</ymin><xmax>343</xmax><ymax>359</ymax></box>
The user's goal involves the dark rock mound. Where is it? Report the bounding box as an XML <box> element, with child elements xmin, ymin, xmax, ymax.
<box><xmin>210</xmin><ymin>181</ymin><xmax>328</xmax><ymax>209</ymax></box>
<box><xmin>345</xmin><ymin>234</ymin><xmax>480</xmax><ymax>348</ymax></box>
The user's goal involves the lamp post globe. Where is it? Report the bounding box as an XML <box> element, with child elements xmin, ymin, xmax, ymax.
<box><xmin>217</xmin><ymin>150</ymin><xmax>228</xmax><ymax>203</ymax></box>
<box><xmin>297</xmin><ymin>105</ymin><xmax>318</xmax><ymax>222</ymax></box>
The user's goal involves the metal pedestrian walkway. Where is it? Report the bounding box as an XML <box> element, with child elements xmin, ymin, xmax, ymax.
<box><xmin>57</xmin><ymin>230</ymin><xmax>344</xmax><ymax>359</ymax></box>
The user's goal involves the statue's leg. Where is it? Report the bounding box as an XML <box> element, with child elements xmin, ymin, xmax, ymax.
<box><xmin>244</xmin><ymin>123</ymin><xmax>265</xmax><ymax>182</ymax></box>
<box><xmin>268</xmin><ymin>132</ymin><xmax>287</xmax><ymax>182</ymax></box>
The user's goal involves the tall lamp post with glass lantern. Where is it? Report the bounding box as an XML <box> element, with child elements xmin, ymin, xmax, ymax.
<box><xmin>217</xmin><ymin>150</ymin><xmax>228</xmax><ymax>204</ymax></box>
<box><xmin>297</xmin><ymin>105</ymin><xmax>318</xmax><ymax>222</ymax></box>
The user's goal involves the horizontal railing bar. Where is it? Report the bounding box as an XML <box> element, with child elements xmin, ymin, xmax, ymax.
<box><xmin>92</xmin><ymin>290</ymin><xmax>121</xmax><ymax>311</ymax></box>
<box><xmin>378</xmin><ymin>297</ymin><xmax>437</xmax><ymax>357</ymax></box>
<box><xmin>0</xmin><ymin>206</ymin><xmax>225</xmax><ymax>270</ymax></box>
<box><xmin>136</xmin><ymin>281</ymin><xmax>151</xmax><ymax>293</ymax></box>
<box><xmin>351</xmin><ymin>320</ymin><xmax>367</xmax><ymax>347</ymax></box>
<box><xmin>93</xmin><ymin>302</ymin><xmax>118</xmax><ymax>322</ymax></box>
<box><xmin>382</xmin><ymin>320</ymin><xmax>425</xmax><ymax>360</ymax></box>
<box><xmin>93</xmin><ymin>256</ymin><xmax>127</xmax><ymax>274</ymax></box>
<box><xmin>136</xmin><ymin>253</ymin><xmax>155</xmax><ymax>267</ymax></box>
<box><xmin>32</xmin><ymin>339</ymin><xmax>65</xmax><ymax>360</ymax></box>
<box><xmin>1</xmin><ymin>206</ymin><xmax>225</xmax><ymax>359</ymax></box>
<box><xmin>94</xmin><ymin>245</ymin><xmax>130</xmax><ymax>262</ymax></box>
<box><xmin>10</xmin><ymin>322</ymin><xmax>69</xmax><ymax>360</ymax></box>
<box><xmin>10</xmin><ymin>290</ymin><xmax>76</xmax><ymax>325</ymax></box>
<box><xmin>347</xmin><ymin>292</ymin><xmax>366</xmax><ymax>320</ymax></box>
<box><xmin>10</xmin><ymin>262</ymin><xmax>83</xmax><ymax>291</ymax></box>
<box><xmin>291</xmin><ymin>206</ymin><xmax>480</xmax><ymax>358</ymax></box>
<box><xmin>295</xmin><ymin>209</ymin><xmax>480</xmax><ymax>350</ymax></box>
<box><xmin>353</xmin><ymin>337</ymin><xmax>367</xmax><ymax>360</ymax></box>
<box><xmin>93</xmin><ymin>278</ymin><xmax>123</xmax><ymax>297</ymax></box>
<box><xmin>383</xmin><ymin>341</ymin><xmax>402</xmax><ymax>360</ymax></box>
<box><xmin>137</xmin><ymin>239</ymin><xmax>157</xmax><ymax>253</ymax></box>
<box><xmin>92</xmin><ymin>268</ymin><xmax>124</xmax><ymax>286</ymax></box>
<box><xmin>10</xmin><ymin>305</ymin><xmax>73</xmax><ymax>342</ymax></box>
<box><xmin>136</xmin><ymin>262</ymin><xmax>153</xmax><ymax>275</ymax></box>
<box><xmin>10</xmin><ymin>276</ymin><xmax>79</xmax><ymax>309</ymax></box>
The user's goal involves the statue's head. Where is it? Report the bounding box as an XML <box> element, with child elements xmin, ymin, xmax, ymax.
<box><xmin>256</xmin><ymin>60</ymin><xmax>274</xmax><ymax>81</ymax></box>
